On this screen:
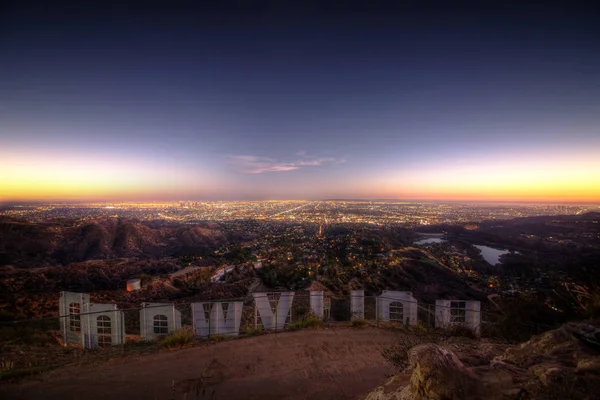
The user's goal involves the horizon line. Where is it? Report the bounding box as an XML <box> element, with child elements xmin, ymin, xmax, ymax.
<box><xmin>2</xmin><ymin>198</ymin><xmax>600</xmax><ymax>206</ymax></box>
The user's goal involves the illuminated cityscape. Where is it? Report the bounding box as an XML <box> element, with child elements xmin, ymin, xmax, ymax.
<box><xmin>2</xmin><ymin>201</ymin><xmax>597</xmax><ymax>225</ymax></box>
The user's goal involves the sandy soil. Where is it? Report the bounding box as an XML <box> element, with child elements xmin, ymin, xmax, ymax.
<box><xmin>2</xmin><ymin>327</ymin><xmax>399</xmax><ymax>400</ymax></box>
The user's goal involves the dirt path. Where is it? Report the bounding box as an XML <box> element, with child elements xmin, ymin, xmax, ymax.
<box><xmin>2</xmin><ymin>327</ymin><xmax>398</xmax><ymax>400</ymax></box>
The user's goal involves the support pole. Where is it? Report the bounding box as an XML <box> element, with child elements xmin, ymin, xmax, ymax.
<box><xmin>141</xmin><ymin>304</ymin><xmax>146</xmax><ymax>341</ymax></box>
<box><xmin>376</xmin><ymin>297</ymin><xmax>379</xmax><ymax>328</ymax></box>
<box><xmin>87</xmin><ymin>304</ymin><xmax>92</xmax><ymax>349</ymax></box>
<box><xmin>61</xmin><ymin>295</ymin><xmax>67</xmax><ymax>347</ymax></box>
<box><xmin>428</xmin><ymin>304</ymin><xmax>432</xmax><ymax>327</ymax></box>
<box><xmin>172</xmin><ymin>304</ymin><xmax>176</xmax><ymax>333</ymax></box>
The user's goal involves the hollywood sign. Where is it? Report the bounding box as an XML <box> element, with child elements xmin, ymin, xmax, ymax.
<box><xmin>59</xmin><ymin>290</ymin><xmax>481</xmax><ymax>348</ymax></box>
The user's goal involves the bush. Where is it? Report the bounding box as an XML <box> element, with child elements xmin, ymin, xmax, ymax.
<box><xmin>382</xmin><ymin>321</ymin><xmax>483</xmax><ymax>372</ymax></box>
<box><xmin>240</xmin><ymin>324</ymin><xmax>265</xmax><ymax>337</ymax></box>
<box><xmin>286</xmin><ymin>313</ymin><xmax>323</xmax><ymax>331</ymax></box>
<box><xmin>159</xmin><ymin>327</ymin><xmax>195</xmax><ymax>349</ymax></box>
<box><xmin>0</xmin><ymin>321</ymin><xmax>61</xmax><ymax>347</ymax></box>
<box><xmin>208</xmin><ymin>334</ymin><xmax>226</xmax><ymax>342</ymax></box>
<box><xmin>411</xmin><ymin>320</ymin><xmax>432</xmax><ymax>334</ymax></box>
<box><xmin>351</xmin><ymin>319</ymin><xmax>367</xmax><ymax>328</ymax></box>
<box><xmin>555</xmin><ymin>283</ymin><xmax>600</xmax><ymax>319</ymax></box>
<box><xmin>482</xmin><ymin>295</ymin><xmax>564</xmax><ymax>342</ymax></box>
<box><xmin>138</xmin><ymin>273</ymin><xmax>153</xmax><ymax>286</ymax></box>
<box><xmin>443</xmin><ymin>324</ymin><xmax>478</xmax><ymax>340</ymax></box>
<box><xmin>379</xmin><ymin>323</ymin><xmax>476</xmax><ymax>371</ymax></box>
<box><xmin>124</xmin><ymin>339</ymin><xmax>156</xmax><ymax>348</ymax></box>
<box><xmin>381</xmin><ymin>331</ymin><xmax>434</xmax><ymax>371</ymax></box>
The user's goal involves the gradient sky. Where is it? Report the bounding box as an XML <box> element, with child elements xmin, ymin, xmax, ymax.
<box><xmin>1</xmin><ymin>1</ymin><xmax>600</xmax><ymax>202</ymax></box>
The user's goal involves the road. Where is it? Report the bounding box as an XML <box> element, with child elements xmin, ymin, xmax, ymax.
<box><xmin>269</xmin><ymin>201</ymin><xmax>314</xmax><ymax>218</ymax></box>
<box><xmin>2</xmin><ymin>327</ymin><xmax>398</xmax><ymax>400</ymax></box>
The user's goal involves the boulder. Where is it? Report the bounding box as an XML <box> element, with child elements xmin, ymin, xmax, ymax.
<box><xmin>361</xmin><ymin>375</ymin><xmax>410</xmax><ymax>400</ymax></box>
<box><xmin>361</xmin><ymin>320</ymin><xmax>600</xmax><ymax>400</ymax></box>
<box><xmin>406</xmin><ymin>344</ymin><xmax>479</xmax><ymax>399</ymax></box>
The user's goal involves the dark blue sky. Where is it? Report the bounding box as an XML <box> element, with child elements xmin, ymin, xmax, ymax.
<box><xmin>1</xmin><ymin>1</ymin><xmax>599</xmax><ymax>201</ymax></box>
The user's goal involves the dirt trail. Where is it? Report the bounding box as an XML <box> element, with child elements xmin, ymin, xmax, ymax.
<box><xmin>2</xmin><ymin>327</ymin><xmax>398</xmax><ymax>400</ymax></box>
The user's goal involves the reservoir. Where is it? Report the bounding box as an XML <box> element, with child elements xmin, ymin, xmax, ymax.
<box><xmin>414</xmin><ymin>238</ymin><xmax>446</xmax><ymax>245</ymax></box>
<box><xmin>474</xmin><ymin>245</ymin><xmax>510</xmax><ymax>265</ymax></box>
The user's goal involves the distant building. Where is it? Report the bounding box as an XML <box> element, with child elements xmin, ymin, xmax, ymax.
<box><xmin>126</xmin><ymin>278</ymin><xmax>141</xmax><ymax>291</ymax></box>
<box><xmin>210</xmin><ymin>264</ymin><xmax>235</xmax><ymax>283</ymax></box>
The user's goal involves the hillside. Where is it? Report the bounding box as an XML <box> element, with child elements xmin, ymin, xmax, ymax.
<box><xmin>470</xmin><ymin>211</ymin><xmax>600</xmax><ymax>248</ymax></box>
<box><xmin>325</xmin><ymin>247</ymin><xmax>486</xmax><ymax>303</ymax></box>
<box><xmin>0</xmin><ymin>217</ymin><xmax>235</xmax><ymax>267</ymax></box>
<box><xmin>4</xmin><ymin>320</ymin><xmax>599</xmax><ymax>400</ymax></box>
<box><xmin>412</xmin><ymin>212</ymin><xmax>600</xmax><ymax>243</ymax></box>
<box><xmin>1</xmin><ymin>327</ymin><xmax>398</xmax><ymax>400</ymax></box>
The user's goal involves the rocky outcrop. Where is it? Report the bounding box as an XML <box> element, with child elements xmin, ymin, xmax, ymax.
<box><xmin>361</xmin><ymin>320</ymin><xmax>600</xmax><ymax>400</ymax></box>
<box><xmin>407</xmin><ymin>344</ymin><xmax>480</xmax><ymax>399</ymax></box>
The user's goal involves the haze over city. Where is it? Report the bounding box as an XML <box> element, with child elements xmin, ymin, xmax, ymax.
<box><xmin>2</xmin><ymin>1</ymin><xmax>599</xmax><ymax>202</ymax></box>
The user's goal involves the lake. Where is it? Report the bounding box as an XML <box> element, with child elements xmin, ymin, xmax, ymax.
<box><xmin>414</xmin><ymin>238</ymin><xmax>446</xmax><ymax>245</ymax></box>
<box><xmin>474</xmin><ymin>245</ymin><xmax>510</xmax><ymax>265</ymax></box>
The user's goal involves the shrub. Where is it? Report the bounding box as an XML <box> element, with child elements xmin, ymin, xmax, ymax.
<box><xmin>482</xmin><ymin>295</ymin><xmax>564</xmax><ymax>342</ymax></box>
<box><xmin>351</xmin><ymin>319</ymin><xmax>367</xmax><ymax>328</ymax></box>
<box><xmin>138</xmin><ymin>273</ymin><xmax>153</xmax><ymax>286</ymax></box>
<box><xmin>555</xmin><ymin>283</ymin><xmax>600</xmax><ymax>319</ymax></box>
<box><xmin>124</xmin><ymin>339</ymin><xmax>156</xmax><ymax>349</ymax></box>
<box><xmin>382</xmin><ymin>321</ymin><xmax>483</xmax><ymax>372</ymax></box>
<box><xmin>411</xmin><ymin>320</ymin><xmax>432</xmax><ymax>334</ymax></box>
<box><xmin>381</xmin><ymin>332</ymin><xmax>433</xmax><ymax>371</ymax></box>
<box><xmin>443</xmin><ymin>324</ymin><xmax>478</xmax><ymax>340</ymax></box>
<box><xmin>208</xmin><ymin>334</ymin><xmax>226</xmax><ymax>342</ymax></box>
<box><xmin>286</xmin><ymin>313</ymin><xmax>323</xmax><ymax>331</ymax></box>
<box><xmin>240</xmin><ymin>324</ymin><xmax>265</xmax><ymax>337</ymax></box>
<box><xmin>0</xmin><ymin>322</ymin><xmax>60</xmax><ymax>347</ymax></box>
<box><xmin>159</xmin><ymin>327</ymin><xmax>195</xmax><ymax>349</ymax></box>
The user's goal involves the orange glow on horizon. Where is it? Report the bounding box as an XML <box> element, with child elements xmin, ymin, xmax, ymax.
<box><xmin>360</xmin><ymin>152</ymin><xmax>600</xmax><ymax>203</ymax></box>
<box><xmin>1</xmin><ymin>149</ymin><xmax>599</xmax><ymax>203</ymax></box>
<box><xmin>0</xmin><ymin>151</ymin><xmax>214</xmax><ymax>202</ymax></box>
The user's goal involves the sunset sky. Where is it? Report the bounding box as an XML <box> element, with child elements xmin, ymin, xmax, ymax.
<box><xmin>1</xmin><ymin>1</ymin><xmax>599</xmax><ymax>202</ymax></box>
